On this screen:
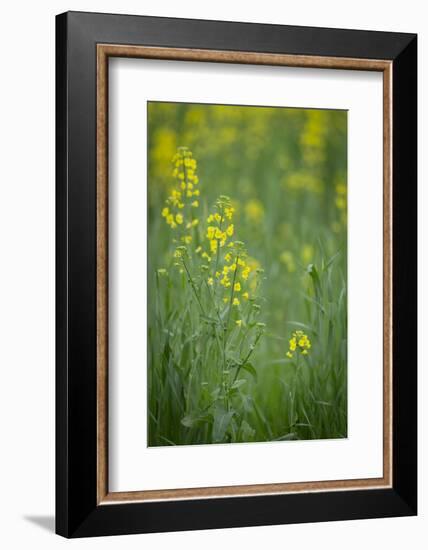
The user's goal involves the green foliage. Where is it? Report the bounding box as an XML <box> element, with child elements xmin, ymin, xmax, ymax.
<box><xmin>148</xmin><ymin>103</ymin><xmax>347</xmax><ymax>446</ymax></box>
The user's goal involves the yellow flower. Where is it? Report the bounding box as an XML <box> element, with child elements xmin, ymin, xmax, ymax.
<box><xmin>166</xmin><ymin>214</ymin><xmax>177</xmax><ymax>229</ymax></box>
<box><xmin>223</xmin><ymin>297</ymin><xmax>229</xmax><ymax>303</ymax></box>
<box><xmin>207</xmin><ymin>277</ymin><xmax>214</xmax><ymax>286</ymax></box>
<box><xmin>224</xmin><ymin>252</ymin><xmax>232</xmax><ymax>263</ymax></box>
<box><xmin>182</xmin><ymin>235</ymin><xmax>192</xmax><ymax>244</ymax></box>
<box><xmin>175</xmin><ymin>213</ymin><xmax>183</xmax><ymax>225</ymax></box>
<box><xmin>286</xmin><ymin>351</ymin><xmax>293</xmax><ymax>359</ymax></box>
<box><xmin>202</xmin><ymin>252</ymin><xmax>211</xmax><ymax>262</ymax></box>
<box><xmin>207</xmin><ymin>214</ymin><xmax>214</xmax><ymax>223</ymax></box>
<box><xmin>161</xmin><ymin>207</ymin><xmax>169</xmax><ymax>218</ymax></box>
<box><xmin>214</xmin><ymin>227</ymin><xmax>224</xmax><ymax>239</ymax></box>
<box><xmin>287</xmin><ymin>330</ymin><xmax>311</xmax><ymax>357</ymax></box>
<box><xmin>235</xmin><ymin>320</ymin><xmax>242</xmax><ymax>327</ymax></box>
<box><xmin>225</xmin><ymin>206</ymin><xmax>235</xmax><ymax>220</ymax></box>
<box><xmin>184</xmin><ymin>157</ymin><xmax>196</xmax><ymax>169</ymax></box>
<box><xmin>233</xmin><ymin>298</ymin><xmax>240</xmax><ymax>306</ymax></box>
<box><xmin>226</xmin><ymin>224</ymin><xmax>234</xmax><ymax>237</ymax></box>
<box><xmin>215</xmin><ymin>271</ymin><xmax>221</xmax><ymax>278</ymax></box>
<box><xmin>191</xmin><ymin>200</ymin><xmax>199</xmax><ymax>207</ymax></box>
<box><xmin>242</xmin><ymin>266</ymin><xmax>251</xmax><ymax>280</ymax></box>
<box><xmin>210</xmin><ymin>239</ymin><xmax>218</xmax><ymax>253</ymax></box>
<box><xmin>220</xmin><ymin>276</ymin><xmax>231</xmax><ymax>288</ymax></box>
<box><xmin>193</xmin><ymin>189</ymin><xmax>200</xmax><ymax>196</ymax></box>
<box><xmin>234</xmin><ymin>282</ymin><xmax>241</xmax><ymax>292</ymax></box>
<box><xmin>214</xmin><ymin>213</ymin><xmax>222</xmax><ymax>222</ymax></box>
<box><xmin>242</xmin><ymin>292</ymin><xmax>249</xmax><ymax>300</ymax></box>
<box><xmin>195</xmin><ymin>246</ymin><xmax>202</xmax><ymax>254</ymax></box>
<box><xmin>186</xmin><ymin>219</ymin><xmax>199</xmax><ymax>229</ymax></box>
<box><xmin>207</xmin><ymin>226</ymin><xmax>216</xmax><ymax>240</ymax></box>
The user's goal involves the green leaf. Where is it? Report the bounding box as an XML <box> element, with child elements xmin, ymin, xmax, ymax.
<box><xmin>307</xmin><ymin>263</ymin><xmax>321</xmax><ymax>299</ymax></box>
<box><xmin>241</xmin><ymin>362</ymin><xmax>257</xmax><ymax>381</ymax></box>
<box><xmin>231</xmin><ymin>379</ymin><xmax>247</xmax><ymax>390</ymax></box>
<box><xmin>210</xmin><ymin>387</ymin><xmax>221</xmax><ymax>401</ymax></box>
<box><xmin>323</xmin><ymin>249</ymin><xmax>341</xmax><ymax>271</ymax></box>
<box><xmin>181</xmin><ymin>412</ymin><xmax>213</xmax><ymax>428</ymax></box>
<box><xmin>212</xmin><ymin>411</ymin><xmax>234</xmax><ymax>442</ymax></box>
<box><xmin>238</xmin><ymin>420</ymin><xmax>256</xmax><ymax>442</ymax></box>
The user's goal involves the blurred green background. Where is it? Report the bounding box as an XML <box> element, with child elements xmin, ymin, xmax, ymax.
<box><xmin>147</xmin><ymin>102</ymin><xmax>348</xmax><ymax>444</ymax></box>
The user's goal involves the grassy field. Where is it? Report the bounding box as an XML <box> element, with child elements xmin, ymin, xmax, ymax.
<box><xmin>147</xmin><ymin>102</ymin><xmax>347</xmax><ymax>446</ymax></box>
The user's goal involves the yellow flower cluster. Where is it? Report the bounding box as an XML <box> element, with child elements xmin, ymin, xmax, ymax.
<box><xmin>162</xmin><ymin>150</ymin><xmax>264</xmax><ymax>323</ymax></box>
<box><xmin>162</xmin><ymin>147</ymin><xmax>200</xmax><ymax>231</ymax></box>
<box><xmin>216</xmin><ymin>241</ymin><xmax>255</xmax><ymax>306</ymax></box>
<box><xmin>205</xmin><ymin>197</ymin><xmax>235</xmax><ymax>255</ymax></box>
<box><xmin>286</xmin><ymin>330</ymin><xmax>311</xmax><ymax>358</ymax></box>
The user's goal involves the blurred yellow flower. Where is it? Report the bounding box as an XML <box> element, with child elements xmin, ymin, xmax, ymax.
<box><xmin>335</xmin><ymin>196</ymin><xmax>346</xmax><ymax>210</ymax></box>
<box><xmin>242</xmin><ymin>266</ymin><xmax>251</xmax><ymax>280</ymax></box>
<box><xmin>301</xmin><ymin>244</ymin><xmax>313</xmax><ymax>265</ymax></box>
<box><xmin>245</xmin><ymin>198</ymin><xmax>264</xmax><ymax>223</ymax></box>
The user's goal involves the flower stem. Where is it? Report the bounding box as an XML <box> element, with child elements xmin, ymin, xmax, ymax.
<box><xmin>181</xmin><ymin>258</ymin><xmax>205</xmax><ymax>315</ymax></box>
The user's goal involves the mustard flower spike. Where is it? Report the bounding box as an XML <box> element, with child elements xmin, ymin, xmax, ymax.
<box><xmin>287</xmin><ymin>329</ymin><xmax>311</xmax><ymax>357</ymax></box>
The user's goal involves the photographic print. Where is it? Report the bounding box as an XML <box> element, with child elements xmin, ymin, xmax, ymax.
<box><xmin>148</xmin><ymin>101</ymin><xmax>347</xmax><ymax>447</ymax></box>
<box><xmin>57</xmin><ymin>14</ymin><xmax>417</xmax><ymax>536</ymax></box>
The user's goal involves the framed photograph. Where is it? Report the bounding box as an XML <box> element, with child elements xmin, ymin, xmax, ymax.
<box><xmin>56</xmin><ymin>11</ymin><xmax>417</xmax><ymax>537</ymax></box>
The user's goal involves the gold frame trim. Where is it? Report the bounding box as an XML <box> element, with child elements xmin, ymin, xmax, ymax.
<box><xmin>96</xmin><ymin>44</ymin><xmax>393</xmax><ymax>505</ymax></box>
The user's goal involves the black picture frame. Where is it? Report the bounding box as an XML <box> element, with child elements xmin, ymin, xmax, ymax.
<box><xmin>56</xmin><ymin>11</ymin><xmax>417</xmax><ymax>538</ymax></box>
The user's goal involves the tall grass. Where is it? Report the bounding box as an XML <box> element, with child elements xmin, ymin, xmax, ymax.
<box><xmin>148</xmin><ymin>103</ymin><xmax>347</xmax><ymax>446</ymax></box>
